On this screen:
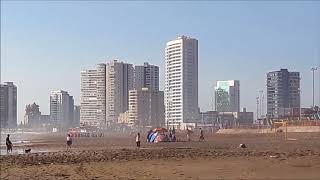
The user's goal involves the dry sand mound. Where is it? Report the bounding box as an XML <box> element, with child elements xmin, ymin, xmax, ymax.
<box><xmin>217</xmin><ymin>126</ymin><xmax>320</xmax><ymax>134</ymax></box>
<box><xmin>1</xmin><ymin>148</ymin><xmax>319</xmax><ymax>167</ymax></box>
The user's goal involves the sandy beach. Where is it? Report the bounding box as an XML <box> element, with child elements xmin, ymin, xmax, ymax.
<box><xmin>1</xmin><ymin>132</ymin><xmax>320</xmax><ymax>179</ymax></box>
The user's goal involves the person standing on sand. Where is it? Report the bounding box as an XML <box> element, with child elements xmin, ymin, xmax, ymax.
<box><xmin>199</xmin><ymin>128</ymin><xmax>205</xmax><ymax>141</ymax></box>
<box><xmin>172</xmin><ymin>133</ymin><xmax>176</xmax><ymax>142</ymax></box>
<box><xmin>136</xmin><ymin>133</ymin><xmax>141</xmax><ymax>148</ymax></box>
<box><xmin>169</xmin><ymin>130</ymin><xmax>173</xmax><ymax>142</ymax></box>
<box><xmin>172</xmin><ymin>127</ymin><xmax>176</xmax><ymax>142</ymax></box>
<box><xmin>66</xmin><ymin>134</ymin><xmax>72</xmax><ymax>151</ymax></box>
<box><xmin>186</xmin><ymin>128</ymin><xmax>192</xmax><ymax>141</ymax></box>
<box><xmin>6</xmin><ymin>134</ymin><xmax>12</xmax><ymax>153</ymax></box>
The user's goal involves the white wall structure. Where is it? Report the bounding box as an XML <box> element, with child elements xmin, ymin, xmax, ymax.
<box><xmin>106</xmin><ymin>60</ymin><xmax>134</xmax><ymax>125</ymax></box>
<box><xmin>128</xmin><ymin>88</ymin><xmax>164</xmax><ymax>128</ymax></box>
<box><xmin>50</xmin><ymin>90</ymin><xmax>74</xmax><ymax>129</ymax></box>
<box><xmin>165</xmin><ymin>36</ymin><xmax>199</xmax><ymax>128</ymax></box>
<box><xmin>134</xmin><ymin>62</ymin><xmax>159</xmax><ymax>91</ymax></box>
<box><xmin>80</xmin><ymin>64</ymin><xmax>106</xmax><ymax>127</ymax></box>
<box><xmin>215</xmin><ymin>80</ymin><xmax>240</xmax><ymax>113</ymax></box>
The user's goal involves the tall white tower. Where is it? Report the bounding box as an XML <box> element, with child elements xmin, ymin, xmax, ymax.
<box><xmin>80</xmin><ymin>64</ymin><xmax>106</xmax><ymax>127</ymax></box>
<box><xmin>165</xmin><ymin>36</ymin><xmax>198</xmax><ymax>128</ymax></box>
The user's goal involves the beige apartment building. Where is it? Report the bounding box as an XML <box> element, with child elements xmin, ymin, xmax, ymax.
<box><xmin>128</xmin><ymin>88</ymin><xmax>164</xmax><ymax>128</ymax></box>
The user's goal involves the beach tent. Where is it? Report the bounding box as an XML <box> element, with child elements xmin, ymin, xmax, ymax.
<box><xmin>147</xmin><ymin>128</ymin><xmax>168</xmax><ymax>143</ymax></box>
<box><xmin>152</xmin><ymin>127</ymin><xmax>168</xmax><ymax>133</ymax></box>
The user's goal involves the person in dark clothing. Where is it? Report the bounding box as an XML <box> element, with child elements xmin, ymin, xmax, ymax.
<box><xmin>172</xmin><ymin>133</ymin><xmax>176</xmax><ymax>142</ymax></box>
<box><xmin>169</xmin><ymin>131</ymin><xmax>173</xmax><ymax>142</ymax></box>
<box><xmin>199</xmin><ymin>128</ymin><xmax>205</xmax><ymax>141</ymax></box>
<box><xmin>136</xmin><ymin>133</ymin><xmax>141</xmax><ymax>148</ymax></box>
<box><xmin>6</xmin><ymin>134</ymin><xmax>12</xmax><ymax>153</ymax></box>
<box><xmin>172</xmin><ymin>127</ymin><xmax>176</xmax><ymax>142</ymax></box>
<box><xmin>66</xmin><ymin>134</ymin><xmax>72</xmax><ymax>151</ymax></box>
<box><xmin>186</xmin><ymin>128</ymin><xmax>192</xmax><ymax>141</ymax></box>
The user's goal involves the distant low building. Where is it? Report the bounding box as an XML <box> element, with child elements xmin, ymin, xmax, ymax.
<box><xmin>199</xmin><ymin>111</ymin><xmax>219</xmax><ymax>126</ymax></box>
<box><xmin>199</xmin><ymin>108</ymin><xmax>253</xmax><ymax>128</ymax></box>
<box><xmin>233</xmin><ymin>108</ymin><xmax>254</xmax><ymax>126</ymax></box>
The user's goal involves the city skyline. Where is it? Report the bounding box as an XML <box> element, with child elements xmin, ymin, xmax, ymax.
<box><xmin>1</xmin><ymin>1</ymin><xmax>320</xmax><ymax>124</ymax></box>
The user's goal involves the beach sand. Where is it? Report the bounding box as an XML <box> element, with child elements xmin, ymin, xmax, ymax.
<box><xmin>1</xmin><ymin>132</ymin><xmax>320</xmax><ymax>179</ymax></box>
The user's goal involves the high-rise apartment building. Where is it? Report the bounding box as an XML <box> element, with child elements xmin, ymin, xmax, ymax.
<box><xmin>80</xmin><ymin>64</ymin><xmax>106</xmax><ymax>126</ymax></box>
<box><xmin>74</xmin><ymin>105</ymin><xmax>80</xmax><ymax>127</ymax></box>
<box><xmin>134</xmin><ymin>62</ymin><xmax>159</xmax><ymax>91</ymax></box>
<box><xmin>215</xmin><ymin>80</ymin><xmax>240</xmax><ymax>112</ymax></box>
<box><xmin>128</xmin><ymin>88</ymin><xmax>164</xmax><ymax>128</ymax></box>
<box><xmin>50</xmin><ymin>90</ymin><xmax>74</xmax><ymax>129</ymax></box>
<box><xmin>106</xmin><ymin>60</ymin><xmax>134</xmax><ymax>125</ymax></box>
<box><xmin>0</xmin><ymin>82</ymin><xmax>17</xmax><ymax>128</ymax></box>
<box><xmin>267</xmin><ymin>69</ymin><xmax>300</xmax><ymax>118</ymax></box>
<box><xmin>165</xmin><ymin>36</ymin><xmax>198</xmax><ymax>128</ymax></box>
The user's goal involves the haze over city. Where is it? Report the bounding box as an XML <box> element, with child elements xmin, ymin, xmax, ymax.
<box><xmin>2</xmin><ymin>2</ymin><xmax>320</xmax><ymax>179</ymax></box>
<box><xmin>1</xmin><ymin>1</ymin><xmax>320</xmax><ymax>124</ymax></box>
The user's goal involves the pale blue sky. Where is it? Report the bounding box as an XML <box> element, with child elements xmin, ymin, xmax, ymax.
<box><xmin>1</xmin><ymin>1</ymin><xmax>320</xmax><ymax>123</ymax></box>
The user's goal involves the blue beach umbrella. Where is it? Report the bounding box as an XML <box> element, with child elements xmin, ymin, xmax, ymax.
<box><xmin>149</xmin><ymin>132</ymin><xmax>158</xmax><ymax>142</ymax></box>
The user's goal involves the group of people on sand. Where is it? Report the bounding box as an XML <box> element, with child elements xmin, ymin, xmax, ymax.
<box><xmin>168</xmin><ymin>128</ymin><xmax>177</xmax><ymax>142</ymax></box>
<box><xmin>186</xmin><ymin>127</ymin><xmax>205</xmax><ymax>142</ymax></box>
<box><xmin>6</xmin><ymin>128</ymin><xmax>205</xmax><ymax>154</ymax></box>
<box><xmin>134</xmin><ymin>127</ymin><xmax>205</xmax><ymax>148</ymax></box>
<box><xmin>5</xmin><ymin>133</ymin><xmax>73</xmax><ymax>153</ymax></box>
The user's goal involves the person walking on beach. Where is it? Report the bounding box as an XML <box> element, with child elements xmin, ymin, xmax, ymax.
<box><xmin>66</xmin><ymin>134</ymin><xmax>72</xmax><ymax>151</ymax></box>
<box><xmin>199</xmin><ymin>128</ymin><xmax>205</xmax><ymax>141</ymax></box>
<box><xmin>186</xmin><ymin>128</ymin><xmax>192</xmax><ymax>142</ymax></box>
<box><xmin>169</xmin><ymin>130</ymin><xmax>173</xmax><ymax>142</ymax></box>
<box><xmin>172</xmin><ymin>133</ymin><xmax>176</xmax><ymax>142</ymax></box>
<box><xmin>6</xmin><ymin>134</ymin><xmax>12</xmax><ymax>153</ymax></box>
<box><xmin>172</xmin><ymin>127</ymin><xmax>176</xmax><ymax>142</ymax></box>
<box><xmin>136</xmin><ymin>133</ymin><xmax>141</xmax><ymax>148</ymax></box>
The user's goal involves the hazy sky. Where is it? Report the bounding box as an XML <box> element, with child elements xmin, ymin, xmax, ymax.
<box><xmin>1</xmin><ymin>1</ymin><xmax>320</xmax><ymax>123</ymax></box>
